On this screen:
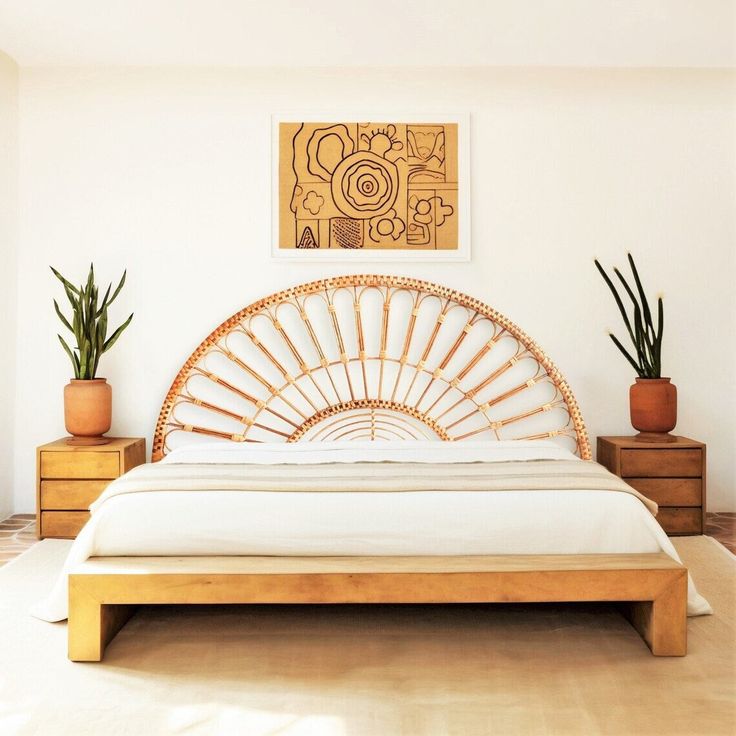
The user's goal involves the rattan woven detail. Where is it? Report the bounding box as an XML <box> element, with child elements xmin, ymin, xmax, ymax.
<box><xmin>152</xmin><ymin>275</ymin><xmax>590</xmax><ymax>461</ymax></box>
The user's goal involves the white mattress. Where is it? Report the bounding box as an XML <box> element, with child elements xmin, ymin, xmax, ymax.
<box><xmin>32</xmin><ymin>441</ymin><xmax>712</xmax><ymax>621</ymax></box>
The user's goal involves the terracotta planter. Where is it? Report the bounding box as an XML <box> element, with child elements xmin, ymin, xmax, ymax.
<box><xmin>64</xmin><ymin>378</ymin><xmax>112</xmax><ymax>446</ymax></box>
<box><xmin>629</xmin><ymin>377</ymin><xmax>677</xmax><ymax>439</ymax></box>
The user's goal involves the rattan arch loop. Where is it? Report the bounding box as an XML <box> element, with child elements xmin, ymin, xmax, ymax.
<box><xmin>152</xmin><ymin>275</ymin><xmax>591</xmax><ymax>460</ymax></box>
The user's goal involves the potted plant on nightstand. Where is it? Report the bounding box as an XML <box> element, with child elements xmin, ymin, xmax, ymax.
<box><xmin>595</xmin><ymin>253</ymin><xmax>676</xmax><ymax>439</ymax></box>
<box><xmin>51</xmin><ymin>264</ymin><xmax>133</xmax><ymax>446</ymax></box>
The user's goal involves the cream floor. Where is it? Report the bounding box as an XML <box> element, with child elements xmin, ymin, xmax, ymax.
<box><xmin>0</xmin><ymin>536</ymin><xmax>734</xmax><ymax>736</ymax></box>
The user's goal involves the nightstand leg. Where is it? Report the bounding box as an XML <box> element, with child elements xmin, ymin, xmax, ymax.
<box><xmin>68</xmin><ymin>580</ymin><xmax>136</xmax><ymax>661</ymax></box>
<box><xmin>624</xmin><ymin>572</ymin><xmax>687</xmax><ymax>656</ymax></box>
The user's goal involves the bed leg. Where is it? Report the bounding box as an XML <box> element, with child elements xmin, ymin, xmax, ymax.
<box><xmin>624</xmin><ymin>572</ymin><xmax>687</xmax><ymax>656</ymax></box>
<box><xmin>68</xmin><ymin>579</ymin><xmax>136</xmax><ymax>662</ymax></box>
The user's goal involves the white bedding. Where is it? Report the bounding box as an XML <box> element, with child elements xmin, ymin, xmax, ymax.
<box><xmin>32</xmin><ymin>441</ymin><xmax>712</xmax><ymax>621</ymax></box>
<box><xmin>155</xmin><ymin>439</ymin><xmax>579</xmax><ymax>466</ymax></box>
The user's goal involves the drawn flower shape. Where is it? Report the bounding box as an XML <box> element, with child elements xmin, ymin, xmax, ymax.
<box><xmin>408</xmin><ymin>194</ymin><xmax>454</xmax><ymax>226</ymax></box>
<box><xmin>331</xmin><ymin>151</ymin><xmax>399</xmax><ymax>219</ymax></box>
<box><xmin>302</xmin><ymin>190</ymin><xmax>324</xmax><ymax>215</ymax></box>
<box><xmin>369</xmin><ymin>208</ymin><xmax>406</xmax><ymax>242</ymax></box>
<box><xmin>408</xmin><ymin>195</ymin><xmax>433</xmax><ymax>225</ymax></box>
<box><xmin>433</xmin><ymin>197</ymin><xmax>454</xmax><ymax>227</ymax></box>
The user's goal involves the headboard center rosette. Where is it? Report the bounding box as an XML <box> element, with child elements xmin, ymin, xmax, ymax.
<box><xmin>152</xmin><ymin>275</ymin><xmax>590</xmax><ymax>460</ymax></box>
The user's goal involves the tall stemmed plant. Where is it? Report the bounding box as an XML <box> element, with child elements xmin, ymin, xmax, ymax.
<box><xmin>594</xmin><ymin>254</ymin><xmax>663</xmax><ymax>379</ymax></box>
<box><xmin>51</xmin><ymin>264</ymin><xmax>134</xmax><ymax>379</ymax></box>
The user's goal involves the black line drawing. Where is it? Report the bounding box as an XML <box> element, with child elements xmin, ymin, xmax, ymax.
<box><xmin>297</xmin><ymin>226</ymin><xmax>318</xmax><ymax>249</ymax></box>
<box><xmin>282</xmin><ymin>122</ymin><xmax>457</xmax><ymax>250</ymax></box>
<box><xmin>331</xmin><ymin>218</ymin><xmax>363</xmax><ymax>249</ymax></box>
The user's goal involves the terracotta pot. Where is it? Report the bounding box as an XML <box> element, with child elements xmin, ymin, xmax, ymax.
<box><xmin>64</xmin><ymin>378</ymin><xmax>112</xmax><ymax>446</ymax></box>
<box><xmin>629</xmin><ymin>377</ymin><xmax>677</xmax><ymax>438</ymax></box>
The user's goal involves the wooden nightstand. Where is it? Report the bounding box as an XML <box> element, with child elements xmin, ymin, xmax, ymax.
<box><xmin>36</xmin><ymin>437</ymin><xmax>146</xmax><ymax>539</ymax></box>
<box><xmin>597</xmin><ymin>436</ymin><xmax>706</xmax><ymax>536</ymax></box>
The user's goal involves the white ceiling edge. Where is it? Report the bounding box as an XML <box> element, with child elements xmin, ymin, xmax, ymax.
<box><xmin>0</xmin><ymin>0</ymin><xmax>733</xmax><ymax>69</ymax></box>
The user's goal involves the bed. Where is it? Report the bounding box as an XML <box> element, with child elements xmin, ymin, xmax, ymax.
<box><xmin>31</xmin><ymin>275</ymin><xmax>710</xmax><ymax>660</ymax></box>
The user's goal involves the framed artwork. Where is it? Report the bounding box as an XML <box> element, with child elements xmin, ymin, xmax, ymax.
<box><xmin>272</xmin><ymin>114</ymin><xmax>470</xmax><ymax>261</ymax></box>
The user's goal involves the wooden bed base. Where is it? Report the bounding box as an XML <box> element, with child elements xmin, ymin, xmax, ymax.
<box><xmin>68</xmin><ymin>552</ymin><xmax>687</xmax><ymax>661</ymax></box>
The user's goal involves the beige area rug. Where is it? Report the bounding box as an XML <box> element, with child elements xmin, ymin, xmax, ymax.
<box><xmin>0</xmin><ymin>538</ymin><xmax>733</xmax><ymax>736</ymax></box>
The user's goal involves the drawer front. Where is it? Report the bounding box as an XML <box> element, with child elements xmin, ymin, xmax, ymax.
<box><xmin>620</xmin><ymin>449</ymin><xmax>701</xmax><ymax>478</ymax></box>
<box><xmin>40</xmin><ymin>451</ymin><xmax>119</xmax><ymax>479</ymax></box>
<box><xmin>625</xmin><ymin>478</ymin><xmax>701</xmax><ymax>507</ymax></box>
<box><xmin>41</xmin><ymin>511</ymin><xmax>90</xmax><ymax>539</ymax></box>
<box><xmin>40</xmin><ymin>480</ymin><xmax>109</xmax><ymax>510</ymax></box>
<box><xmin>657</xmin><ymin>507</ymin><xmax>702</xmax><ymax>535</ymax></box>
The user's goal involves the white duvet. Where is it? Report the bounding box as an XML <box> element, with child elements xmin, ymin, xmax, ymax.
<box><xmin>32</xmin><ymin>440</ymin><xmax>711</xmax><ymax>621</ymax></box>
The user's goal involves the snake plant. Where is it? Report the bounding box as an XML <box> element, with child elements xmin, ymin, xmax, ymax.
<box><xmin>51</xmin><ymin>264</ymin><xmax>133</xmax><ymax>379</ymax></box>
<box><xmin>594</xmin><ymin>253</ymin><xmax>663</xmax><ymax>379</ymax></box>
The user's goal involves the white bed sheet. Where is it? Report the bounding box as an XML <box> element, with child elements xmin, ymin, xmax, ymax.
<box><xmin>157</xmin><ymin>439</ymin><xmax>579</xmax><ymax>467</ymax></box>
<box><xmin>32</xmin><ymin>441</ymin><xmax>712</xmax><ymax>621</ymax></box>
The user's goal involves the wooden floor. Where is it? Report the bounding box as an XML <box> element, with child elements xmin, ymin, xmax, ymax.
<box><xmin>705</xmin><ymin>512</ymin><xmax>736</xmax><ymax>553</ymax></box>
<box><xmin>1</xmin><ymin>513</ymin><xmax>735</xmax><ymax>567</ymax></box>
<box><xmin>0</xmin><ymin>514</ymin><xmax>36</xmax><ymax>565</ymax></box>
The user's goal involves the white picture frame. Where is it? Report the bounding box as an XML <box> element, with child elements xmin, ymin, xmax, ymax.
<box><xmin>271</xmin><ymin>113</ymin><xmax>471</xmax><ymax>262</ymax></box>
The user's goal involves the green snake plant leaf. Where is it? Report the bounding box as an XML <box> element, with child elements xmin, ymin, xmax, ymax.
<box><xmin>608</xmin><ymin>333</ymin><xmax>642</xmax><ymax>375</ymax></box>
<box><xmin>107</xmin><ymin>270</ymin><xmax>127</xmax><ymax>308</ymax></box>
<box><xmin>62</xmin><ymin>282</ymin><xmax>79</xmax><ymax>311</ymax></box>
<box><xmin>52</xmin><ymin>264</ymin><xmax>132</xmax><ymax>379</ymax></box>
<box><xmin>93</xmin><ymin>308</ymin><xmax>108</xmax><ymax>376</ymax></box>
<box><xmin>58</xmin><ymin>334</ymin><xmax>81</xmax><ymax>378</ymax></box>
<box><xmin>102</xmin><ymin>312</ymin><xmax>133</xmax><ymax>353</ymax></box>
<box><xmin>654</xmin><ymin>296</ymin><xmax>664</xmax><ymax>375</ymax></box>
<box><xmin>78</xmin><ymin>341</ymin><xmax>90</xmax><ymax>380</ymax></box>
<box><xmin>72</xmin><ymin>304</ymin><xmax>82</xmax><ymax>346</ymax></box>
<box><xmin>630</xmin><ymin>307</ymin><xmax>647</xmax><ymax>373</ymax></box>
<box><xmin>79</xmin><ymin>281</ymin><xmax>87</xmax><ymax>334</ymax></box>
<box><xmin>596</xmin><ymin>254</ymin><xmax>664</xmax><ymax>379</ymax></box>
<box><xmin>594</xmin><ymin>260</ymin><xmax>637</xmax><ymax>349</ymax></box>
<box><xmin>96</xmin><ymin>282</ymin><xmax>112</xmax><ymax>318</ymax></box>
<box><xmin>627</xmin><ymin>253</ymin><xmax>654</xmax><ymax>337</ymax></box>
<box><xmin>53</xmin><ymin>299</ymin><xmax>73</xmax><ymax>334</ymax></box>
<box><xmin>90</xmin><ymin>285</ymin><xmax>98</xmax><ymax>325</ymax></box>
<box><xmin>50</xmin><ymin>266</ymin><xmax>80</xmax><ymax>296</ymax></box>
<box><xmin>631</xmin><ymin>303</ymin><xmax>654</xmax><ymax>375</ymax></box>
<box><xmin>617</xmin><ymin>270</ymin><xmax>649</xmax><ymax>367</ymax></box>
<box><xmin>97</xmin><ymin>307</ymin><xmax>108</xmax><ymax>346</ymax></box>
<box><xmin>614</xmin><ymin>267</ymin><xmax>655</xmax><ymax>367</ymax></box>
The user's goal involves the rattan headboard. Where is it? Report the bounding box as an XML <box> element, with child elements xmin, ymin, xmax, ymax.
<box><xmin>152</xmin><ymin>275</ymin><xmax>591</xmax><ymax>460</ymax></box>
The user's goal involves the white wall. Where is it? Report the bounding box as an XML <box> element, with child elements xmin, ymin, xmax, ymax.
<box><xmin>14</xmin><ymin>66</ymin><xmax>736</xmax><ymax>511</ymax></box>
<box><xmin>0</xmin><ymin>51</ymin><xmax>18</xmax><ymax>520</ymax></box>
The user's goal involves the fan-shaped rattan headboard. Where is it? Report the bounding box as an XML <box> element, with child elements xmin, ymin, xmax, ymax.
<box><xmin>152</xmin><ymin>275</ymin><xmax>591</xmax><ymax>460</ymax></box>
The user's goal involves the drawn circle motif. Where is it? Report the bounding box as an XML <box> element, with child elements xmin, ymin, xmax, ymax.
<box><xmin>331</xmin><ymin>151</ymin><xmax>399</xmax><ymax>219</ymax></box>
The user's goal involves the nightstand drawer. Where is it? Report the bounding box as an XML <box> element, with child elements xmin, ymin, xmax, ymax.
<box><xmin>40</xmin><ymin>480</ymin><xmax>109</xmax><ymax>510</ymax></box>
<box><xmin>41</xmin><ymin>511</ymin><xmax>90</xmax><ymax>538</ymax></box>
<box><xmin>37</xmin><ymin>438</ymin><xmax>146</xmax><ymax>540</ymax></box>
<box><xmin>620</xmin><ymin>449</ymin><xmax>701</xmax><ymax>478</ymax></box>
<box><xmin>657</xmin><ymin>507</ymin><xmax>702</xmax><ymax>535</ymax></box>
<box><xmin>40</xmin><ymin>451</ymin><xmax>119</xmax><ymax>479</ymax></box>
<box><xmin>625</xmin><ymin>478</ymin><xmax>702</xmax><ymax>507</ymax></box>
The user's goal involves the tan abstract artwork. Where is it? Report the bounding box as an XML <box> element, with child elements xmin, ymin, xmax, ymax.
<box><xmin>277</xmin><ymin>121</ymin><xmax>461</xmax><ymax>253</ymax></box>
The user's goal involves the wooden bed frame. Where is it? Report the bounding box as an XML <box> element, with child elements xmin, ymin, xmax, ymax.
<box><xmin>67</xmin><ymin>275</ymin><xmax>688</xmax><ymax>660</ymax></box>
